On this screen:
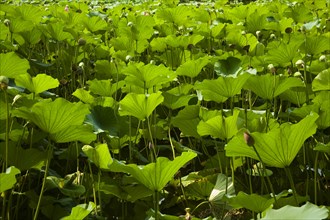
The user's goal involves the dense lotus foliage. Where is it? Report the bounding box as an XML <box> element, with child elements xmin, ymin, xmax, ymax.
<box><xmin>0</xmin><ymin>0</ymin><xmax>329</xmax><ymax>219</ymax></box>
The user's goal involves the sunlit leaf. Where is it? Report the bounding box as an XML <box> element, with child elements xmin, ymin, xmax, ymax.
<box><xmin>261</xmin><ymin>202</ymin><xmax>329</xmax><ymax>219</ymax></box>
<box><xmin>0</xmin><ymin>166</ymin><xmax>20</xmax><ymax>193</ymax></box>
<box><xmin>244</xmin><ymin>74</ymin><xmax>304</xmax><ymax>100</ymax></box>
<box><xmin>87</xmin><ymin>79</ymin><xmax>124</xmax><ymax>97</ymax></box>
<box><xmin>124</xmin><ymin>63</ymin><xmax>175</xmax><ymax>90</ymax></box>
<box><xmin>109</xmin><ymin>152</ymin><xmax>197</xmax><ymax>191</ymax></box>
<box><xmin>209</xmin><ymin>174</ymin><xmax>235</xmax><ymax>205</ymax></box>
<box><xmin>214</xmin><ymin>57</ymin><xmax>242</xmax><ymax>77</ymax></box>
<box><xmin>72</xmin><ymin>88</ymin><xmax>95</xmax><ymax>104</ymax></box>
<box><xmin>195</xmin><ymin>74</ymin><xmax>250</xmax><ymax>103</ymax></box>
<box><xmin>119</xmin><ymin>92</ymin><xmax>164</xmax><ymax>120</ymax></box>
<box><xmin>15</xmin><ymin>73</ymin><xmax>59</xmax><ymax>94</ymax></box>
<box><xmin>162</xmin><ymin>92</ymin><xmax>194</xmax><ymax>110</ymax></box>
<box><xmin>61</xmin><ymin>202</ymin><xmax>95</xmax><ymax>220</ymax></box>
<box><xmin>312</xmin><ymin>69</ymin><xmax>330</xmax><ymax>91</ymax></box>
<box><xmin>50</xmin><ymin>125</ymin><xmax>96</xmax><ymax>144</ymax></box>
<box><xmin>176</xmin><ymin>57</ymin><xmax>210</xmax><ymax>78</ymax></box>
<box><xmin>197</xmin><ymin>109</ymin><xmax>240</xmax><ymax>140</ymax></box>
<box><xmin>0</xmin><ymin>52</ymin><xmax>30</xmax><ymax>78</ymax></box>
<box><xmin>301</xmin><ymin>36</ymin><xmax>330</xmax><ymax>56</ymax></box>
<box><xmin>266</xmin><ymin>41</ymin><xmax>303</xmax><ymax>66</ymax></box>
<box><xmin>82</xmin><ymin>143</ymin><xmax>113</xmax><ymax>170</ymax></box>
<box><xmin>227</xmin><ymin>192</ymin><xmax>275</xmax><ymax>213</ymax></box>
<box><xmin>172</xmin><ymin>105</ymin><xmax>200</xmax><ymax>138</ymax></box>
<box><xmin>83</xmin><ymin>16</ymin><xmax>107</xmax><ymax>32</ymax></box>
<box><xmin>225</xmin><ymin>113</ymin><xmax>318</xmax><ymax>168</ymax></box>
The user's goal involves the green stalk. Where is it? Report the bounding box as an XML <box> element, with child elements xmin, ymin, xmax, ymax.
<box><xmin>314</xmin><ymin>151</ymin><xmax>319</xmax><ymax>205</ymax></box>
<box><xmin>97</xmin><ymin>170</ymin><xmax>102</xmax><ymax>216</ymax></box>
<box><xmin>284</xmin><ymin>167</ymin><xmax>298</xmax><ymax>206</ymax></box>
<box><xmin>251</xmin><ymin>144</ymin><xmax>276</xmax><ymax>203</ymax></box>
<box><xmin>146</xmin><ymin>116</ymin><xmax>156</xmax><ymax>162</ymax></box>
<box><xmin>4</xmin><ymin>89</ymin><xmax>9</xmax><ymax>169</ymax></box>
<box><xmin>154</xmin><ymin>191</ymin><xmax>160</xmax><ymax>220</ymax></box>
<box><xmin>88</xmin><ymin>161</ymin><xmax>98</xmax><ymax>216</ymax></box>
<box><xmin>33</xmin><ymin>143</ymin><xmax>53</xmax><ymax>220</ymax></box>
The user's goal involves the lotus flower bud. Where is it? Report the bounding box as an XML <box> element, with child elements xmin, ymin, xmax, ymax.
<box><xmin>319</xmin><ymin>55</ymin><xmax>326</xmax><ymax>62</ymax></box>
<box><xmin>12</xmin><ymin>94</ymin><xmax>22</xmax><ymax>105</ymax></box>
<box><xmin>64</xmin><ymin>5</ymin><xmax>69</xmax><ymax>12</ymax></box>
<box><xmin>295</xmin><ymin>60</ymin><xmax>304</xmax><ymax>68</ymax></box>
<box><xmin>256</xmin><ymin>30</ymin><xmax>261</xmax><ymax>38</ymax></box>
<box><xmin>0</xmin><ymin>76</ymin><xmax>9</xmax><ymax>90</ymax></box>
<box><xmin>293</xmin><ymin>71</ymin><xmax>302</xmax><ymax>77</ymax></box>
<box><xmin>4</xmin><ymin>19</ymin><xmax>10</xmax><ymax>27</ymax></box>
<box><xmin>244</xmin><ymin>131</ymin><xmax>255</xmax><ymax>146</ymax></box>
<box><xmin>125</xmin><ymin>55</ymin><xmax>133</xmax><ymax>62</ymax></box>
<box><xmin>285</xmin><ymin>27</ymin><xmax>293</xmax><ymax>34</ymax></box>
<box><xmin>78</xmin><ymin>38</ymin><xmax>86</xmax><ymax>46</ymax></box>
<box><xmin>267</xmin><ymin>64</ymin><xmax>276</xmax><ymax>74</ymax></box>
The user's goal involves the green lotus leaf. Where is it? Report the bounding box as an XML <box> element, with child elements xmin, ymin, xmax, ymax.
<box><xmin>209</xmin><ymin>174</ymin><xmax>235</xmax><ymax>205</ymax></box>
<box><xmin>156</xmin><ymin>6</ymin><xmax>192</xmax><ymax>26</ymax></box>
<box><xmin>50</xmin><ymin>125</ymin><xmax>96</xmax><ymax>144</ymax></box>
<box><xmin>47</xmin><ymin>175</ymin><xmax>86</xmax><ymax>198</ymax></box>
<box><xmin>284</xmin><ymin>4</ymin><xmax>313</xmax><ymax>23</ymax></box>
<box><xmin>109</xmin><ymin>152</ymin><xmax>197</xmax><ymax>191</ymax></box>
<box><xmin>7</xmin><ymin>4</ymin><xmax>46</xmax><ymax>23</ymax></box>
<box><xmin>227</xmin><ymin>192</ymin><xmax>275</xmax><ymax>213</ymax></box>
<box><xmin>0</xmin><ymin>52</ymin><xmax>30</xmax><ymax>78</ymax></box>
<box><xmin>176</xmin><ymin>57</ymin><xmax>210</xmax><ymax>78</ymax></box>
<box><xmin>12</xmin><ymin>98</ymin><xmax>95</xmax><ymax>143</ymax></box>
<box><xmin>164</xmin><ymin>34</ymin><xmax>204</xmax><ymax>49</ymax></box>
<box><xmin>214</xmin><ymin>57</ymin><xmax>242</xmax><ymax>77</ymax></box>
<box><xmin>0</xmin><ymin>166</ymin><xmax>20</xmax><ymax>193</ymax></box>
<box><xmin>261</xmin><ymin>202</ymin><xmax>329</xmax><ymax>219</ymax></box>
<box><xmin>13</xmin><ymin>98</ymin><xmax>89</xmax><ymax>133</ymax></box>
<box><xmin>62</xmin><ymin>202</ymin><xmax>95</xmax><ymax>220</ymax></box>
<box><xmin>301</xmin><ymin>36</ymin><xmax>330</xmax><ymax>56</ymax></box>
<box><xmin>94</xmin><ymin>60</ymin><xmax>121</xmax><ymax>79</ymax></box>
<box><xmin>124</xmin><ymin>63</ymin><xmax>175</xmax><ymax>90</ymax></box>
<box><xmin>19</xmin><ymin>27</ymin><xmax>42</xmax><ymax>45</ymax></box>
<box><xmin>43</xmin><ymin>22</ymin><xmax>73</xmax><ymax>42</ymax></box>
<box><xmin>119</xmin><ymin>92</ymin><xmax>164</xmax><ymax>121</ymax></box>
<box><xmin>246</xmin><ymin>12</ymin><xmax>270</xmax><ymax>33</ymax></box>
<box><xmin>197</xmin><ymin>109</ymin><xmax>240</xmax><ymax>140</ymax></box>
<box><xmin>225</xmin><ymin>113</ymin><xmax>318</xmax><ymax>168</ymax></box>
<box><xmin>72</xmin><ymin>88</ymin><xmax>95</xmax><ymax>104</ymax></box>
<box><xmin>162</xmin><ymin>92</ymin><xmax>194</xmax><ymax>110</ymax></box>
<box><xmin>185</xmin><ymin>177</ymin><xmax>215</xmax><ymax>199</ymax></box>
<box><xmin>8</xmin><ymin>18</ymin><xmax>34</xmax><ymax>33</ymax></box>
<box><xmin>226</xmin><ymin>32</ymin><xmax>258</xmax><ymax>52</ymax></box>
<box><xmin>265</xmin><ymin>41</ymin><xmax>303</xmax><ymax>66</ymax></box>
<box><xmin>82</xmin><ymin>143</ymin><xmax>113</xmax><ymax>170</ymax></box>
<box><xmin>83</xmin><ymin>16</ymin><xmax>108</xmax><ymax>32</ymax></box>
<box><xmin>195</xmin><ymin>73</ymin><xmax>250</xmax><ymax>103</ymax></box>
<box><xmin>244</xmin><ymin>74</ymin><xmax>304</xmax><ymax>100</ymax></box>
<box><xmin>312</xmin><ymin>69</ymin><xmax>330</xmax><ymax>91</ymax></box>
<box><xmin>15</xmin><ymin>73</ymin><xmax>59</xmax><ymax>94</ymax></box>
<box><xmin>86</xmin><ymin>106</ymin><xmax>134</xmax><ymax>136</ymax></box>
<box><xmin>172</xmin><ymin>105</ymin><xmax>200</xmax><ymax>138</ymax></box>
<box><xmin>87</xmin><ymin>79</ymin><xmax>124</xmax><ymax>97</ymax></box>
<box><xmin>0</xmin><ymin>142</ymin><xmax>47</xmax><ymax>171</ymax></box>
<box><xmin>279</xmin><ymin>87</ymin><xmax>308</xmax><ymax>105</ymax></box>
